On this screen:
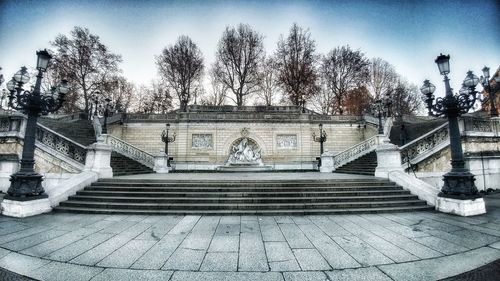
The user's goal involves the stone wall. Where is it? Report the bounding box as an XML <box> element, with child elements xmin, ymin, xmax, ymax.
<box><xmin>111</xmin><ymin>120</ymin><xmax>372</xmax><ymax>170</ymax></box>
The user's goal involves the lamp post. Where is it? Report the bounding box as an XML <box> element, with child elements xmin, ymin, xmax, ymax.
<box><xmin>1</xmin><ymin>89</ymin><xmax>7</xmax><ymax>110</ymax></box>
<box><xmin>312</xmin><ymin>123</ymin><xmax>327</xmax><ymax>155</ymax></box>
<box><xmin>101</xmin><ymin>98</ymin><xmax>112</xmax><ymax>134</ymax></box>
<box><xmin>480</xmin><ymin>66</ymin><xmax>499</xmax><ymax>117</ymax></box>
<box><xmin>0</xmin><ymin>67</ymin><xmax>4</xmax><ymax>87</ymax></box>
<box><xmin>5</xmin><ymin>50</ymin><xmax>69</xmax><ymax>200</ymax></box>
<box><xmin>161</xmin><ymin>123</ymin><xmax>176</xmax><ymax>166</ymax></box>
<box><xmin>372</xmin><ymin>99</ymin><xmax>385</xmax><ymax>134</ymax></box>
<box><xmin>420</xmin><ymin>53</ymin><xmax>480</xmax><ymax>199</ymax></box>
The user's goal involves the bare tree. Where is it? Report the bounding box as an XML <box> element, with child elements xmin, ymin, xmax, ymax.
<box><xmin>213</xmin><ymin>23</ymin><xmax>264</xmax><ymax>106</ymax></box>
<box><xmin>389</xmin><ymin>79</ymin><xmax>424</xmax><ymax>116</ymax></box>
<box><xmin>156</xmin><ymin>35</ymin><xmax>204</xmax><ymax>112</ymax></box>
<box><xmin>136</xmin><ymin>81</ymin><xmax>173</xmax><ymax>114</ymax></box>
<box><xmin>50</xmin><ymin>26</ymin><xmax>122</xmax><ymax>114</ymax></box>
<box><xmin>345</xmin><ymin>86</ymin><xmax>372</xmax><ymax>115</ymax></box>
<box><xmin>310</xmin><ymin>80</ymin><xmax>335</xmax><ymax>114</ymax></box>
<box><xmin>368</xmin><ymin>58</ymin><xmax>398</xmax><ymax>99</ymax></box>
<box><xmin>201</xmin><ymin>68</ymin><xmax>227</xmax><ymax>106</ymax></box>
<box><xmin>275</xmin><ymin>23</ymin><xmax>318</xmax><ymax>107</ymax></box>
<box><xmin>255</xmin><ymin>58</ymin><xmax>281</xmax><ymax>106</ymax></box>
<box><xmin>99</xmin><ymin>76</ymin><xmax>135</xmax><ymax>113</ymax></box>
<box><xmin>320</xmin><ymin>45</ymin><xmax>369</xmax><ymax>115</ymax></box>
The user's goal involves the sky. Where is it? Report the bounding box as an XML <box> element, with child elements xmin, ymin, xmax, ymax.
<box><xmin>1</xmin><ymin>0</ymin><xmax>499</xmax><ymax>100</ymax></box>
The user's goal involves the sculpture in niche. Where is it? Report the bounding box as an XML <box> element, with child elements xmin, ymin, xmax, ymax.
<box><xmin>227</xmin><ymin>137</ymin><xmax>263</xmax><ymax>165</ymax></box>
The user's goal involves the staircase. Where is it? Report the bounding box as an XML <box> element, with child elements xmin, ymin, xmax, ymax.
<box><xmin>38</xmin><ymin>118</ymin><xmax>96</xmax><ymax>146</ymax></box>
<box><xmin>334</xmin><ymin>152</ymin><xmax>377</xmax><ymax>175</ymax></box>
<box><xmin>111</xmin><ymin>152</ymin><xmax>154</xmax><ymax>176</ymax></box>
<box><xmin>53</xmin><ymin>177</ymin><xmax>433</xmax><ymax>215</ymax></box>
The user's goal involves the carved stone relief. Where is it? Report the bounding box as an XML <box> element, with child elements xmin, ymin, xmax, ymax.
<box><xmin>276</xmin><ymin>134</ymin><xmax>297</xmax><ymax>148</ymax></box>
<box><xmin>192</xmin><ymin>134</ymin><xmax>213</xmax><ymax>149</ymax></box>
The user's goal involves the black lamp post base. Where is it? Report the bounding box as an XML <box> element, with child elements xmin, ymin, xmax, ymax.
<box><xmin>6</xmin><ymin>171</ymin><xmax>47</xmax><ymax>201</ymax></box>
<box><xmin>438</xmin><ymin>171</ymin><xmax>481</xmax><ymax>200</ymax></box>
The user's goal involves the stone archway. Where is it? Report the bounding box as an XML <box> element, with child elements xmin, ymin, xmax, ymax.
<box><xmin>226</xmin><ymin>137</ymin><xmax>263</xmax><ymax>166</ymax></box>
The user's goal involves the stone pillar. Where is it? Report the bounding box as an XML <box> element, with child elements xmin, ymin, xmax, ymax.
<box><xmin>375</xmin><ymin>137</ymin><xmax>403</xmax><ymax>178</ymax></box>
<box><xmin>320</xmin><ymin>151</ymin><xmax>334</xmax><ymax>173</ymax></box>
<box><xmin>85</xmin><ymin>140</ymin><xmax>113</xmax><ymax>178</ymax></box>
<box><xmin>154</xmin><ymin>152</ymin><xmax>170</xmax><ymax>173</ymax></box>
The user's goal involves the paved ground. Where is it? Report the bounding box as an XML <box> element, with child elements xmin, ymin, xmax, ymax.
<box><xmin>0</xmin><ymin>197</ymin><xmax>499</xmax><ymax>281</ymax></box>
<box><xmin>0</xmin><ymin>172</ymin><xmax>499</xmax><ymax>281</ymax></box>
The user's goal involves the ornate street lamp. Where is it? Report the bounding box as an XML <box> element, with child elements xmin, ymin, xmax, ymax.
<box><xmin>480</xmin><ymin>66</ymin><xmax>499</xmax><ymax>117</ymax></box>
<box><xmin>371</xmin><ymin>99</ymin><xmax>386</xmax><ymax>135</ymax></box>
<box><xmin>0</xmin><ymin>67</ymin><xmax>4</xmax><ymax>86</ymax></box>
<box><xmin>312</xmin><ymin>123</ymin><xmax>327</xmax><ymax>155</ymax></box>
<box><xmin>95</xmin><ymin>97</ymin><xmax>113</xmax><ymax>134</ymax></box>
<box><xmin>420</xmin><ymin>53</ymin><xmax>480</xmax><ymax>199</ymax></box>
<box><xmin>1</xmin><ymin>89</ymin><xmax>7</xmax><ymax>110</ymax></box>
<box><xmin>161</xmin><ymin>123</ymin><xmax>176</xmax><ymax>166</ymax></box>
<box><xmin>5</xmin><ymin>50</ymin><xmax>69</xmax><ymax>200</ymax></box>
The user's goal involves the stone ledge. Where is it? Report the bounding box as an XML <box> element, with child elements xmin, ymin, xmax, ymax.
<box><xmin>1</xmin><ymin>198</ymin><xmax>51</xmax><ymax>217</ymax></box>
<box><xmin>436</xmin><ymin>196</ymin><xmax>486</xmax><ymax>216</ymax></box>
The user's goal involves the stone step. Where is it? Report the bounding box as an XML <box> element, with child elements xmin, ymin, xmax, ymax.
<box><xmin>53</xmin><ymin>205</ymin><xmax>435</xmax><ymax>215</ymax></box>
<box><xmin>67</xmin><ymin>194</ymin><xmax>420</xmax><ymax>203</ymax></box>
<box><xmin>76</xmin><ymin>189</ymin><xmax>412</xmax><ymax>197</ymax></box>
<box><xmin>91</xmin><ymin>179</ymin><xmax>395</xmax><ymax>186</ymax></box>
<box><xmin>85</xmin><ymin>185</ymin><xmax>403</xmax><ymax>193</ymax></box>
<box><xmin>58</xmin><ymin>199</ymin><xmax>427</xmax><ymax>210</ymax></box>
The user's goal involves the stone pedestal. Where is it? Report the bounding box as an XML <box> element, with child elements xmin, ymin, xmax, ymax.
<box><xmin>320</xmin><ymin>151</ymin><xmax>334</xmax><ymax>173</ymax></box>
<box><xmin>1</xmin><ymin>198</ymin><xmax>52</xmax><ymax>217</ymax></box>
<box><xmin>436</xmin><ymin>197</ymin><xmax>486</xmax><ymax>216</ymax></box>
<box><xmin>375</xmin><ymin>138</ymin><xmax>403</xmax><ymax>178</ymax></box>
<box><xmin>84</xmin><ymin>141</ymin><xmax>113</xmax><ymax>178</ymax></box>
<box><xmin>0</xmin><ymin>154</ymin><xmax>19</xmax><ymax>193</ymax></box>
<box><xmin>154</xmin><ymin>152</ymin><xmax>170</xmax><ymax>173</ymax></box>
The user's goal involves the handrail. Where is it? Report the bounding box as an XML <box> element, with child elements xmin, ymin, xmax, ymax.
<box><xmin>363</xmin><ymin>114</ymin><xmax>379</xmax><ymax>125</ymax></box>
<box><xmin>399</xmin><ymin>122</ymin><xmax>449</xmax><ymax>150</ymax></box>
<box><xmin>399</xmin><ymin>122</ymin><xmax>449</xmax><ymax>167</ymax></box>
<box><xmin>37</xmin><ymin>123</ymin><xmax>87</xmax><ymax>150</ymax></box>
<box><xmin>104</xmin><ymin>134</ymin><xmax>154</xmax><ymax>168</ymax></box>
<box><xmin>35</xmin><ymin>123</ymin><xmax>87</xmax><ymax>165</ymax></box>
<box><xmin>332</xmin><ymin>135</ymin><xmax>380</xmax><ymax>169</ymax></box>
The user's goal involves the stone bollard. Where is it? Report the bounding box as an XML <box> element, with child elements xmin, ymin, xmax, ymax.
<box><xmin>375</xmin><ymin>137</ymin><xmax>403</xmax><ymax>178</ymax></box>
<box><xmin>154</xmin><ymin>152</ymin><xmax>169</xmax><ymax>173</ymax></box>
<box><xmin>320</xmin><ymin>150</ymin><xmax>335</xmax><ymax>173</ymax></box>
<box><xmin>84</xmin><ymin>140</ymin><xmax>113</xmax><ymax>178</ymax></box>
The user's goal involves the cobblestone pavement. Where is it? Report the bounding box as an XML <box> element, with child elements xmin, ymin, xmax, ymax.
<box><xmin>0</xmin><ymin>195</ymin><xmax>499</xmax><ymax>281</ymax></box>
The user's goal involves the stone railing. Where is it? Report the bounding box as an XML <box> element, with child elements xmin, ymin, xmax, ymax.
<box><xmin>333</xmin><ymin>135</ymin><xmax>380</xmax><ymax>169</ymax></box>
<box><xmin>461</xmin><ymin>116</ymin><xmax>499</xmax><ymax>137</ymax></box>
<box><xmin>124</xmin><ymin>111</ymin><xmax>363</xmax><ymax>123</ymax></box>
<box><xmin>104</xmin><ymin>134</ymin><xmax>154</xmax><ymax>168</ymax></box>
<box><xmin>363</xmin><ymin>114</ymin><xmax>380</xmax><ymax>125</ymax></box>
<box><xmin>36</xmin><ymin>123</ymin><xmax>87</xmax><ymax>166</ymax></box>
<box><xmin>399</xmin><ymin>122</ymin><xmax>449</xmax><ymax>167</ymax></box>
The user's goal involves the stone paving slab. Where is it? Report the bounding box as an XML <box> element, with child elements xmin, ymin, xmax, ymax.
<box><xmin>0</xmin><ymin>206</ymin><xmax>500</xmax><ymax>280</ymax></box>
<box><xmin>91</xmin><ymin>268</ymin><xmax>173</xmax><ymax>281</ymax></box>
<box><xmin>378</xmin><ymin>246</ymin><xmax>500</xmax><ymax>281</ymax></box>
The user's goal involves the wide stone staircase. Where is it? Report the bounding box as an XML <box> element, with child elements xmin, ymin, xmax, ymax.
<box><xmin>53</xmin><ymin>177</ymin><xmax>433</xmax><ymax>215</ymax></box>
<box><xmin>334</xmin><ymin>152</ymin><xmax>377</xmax><ymax>176</ymax></box>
